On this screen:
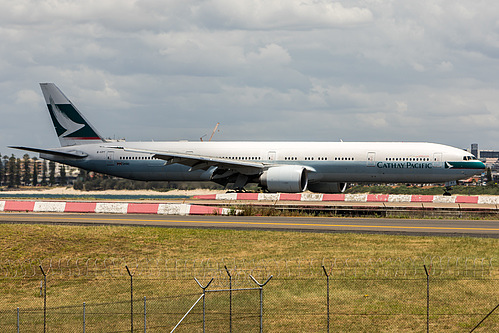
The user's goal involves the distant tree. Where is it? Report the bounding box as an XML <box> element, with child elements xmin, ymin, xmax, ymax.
<box><xmin>41</xmin><ymin>160</ymin><xmax>47</xmax><ymax>186</ymax></box>
<box><xmin>73</xmin><ymin>168</ymin><xmax>87</xmax><ymax>190</ymax></box>
<box><xmin>49</xmin><ymin>160</ymin><xmax>56</xmax><ymax>185</ymax></box>
<box><xmin>3</xmin><ymin>155</ymin><xmax>8</xmax><ymax>185</ymax></box>
<box><xmin>0</xmin><ymin>153</ymin><xmax>3</xmax><ymax>186</ymax></box>
<box><xmin>59</xmin><ymin>164</ymin><xmax>67</xmax><ymax>185</ymax></box>
<box><xmin>79</xmin><ymin>168</ymin><xmax>88</xmax><ymax>181</ymax></box>
<box><xmin>32</xmin><ymin>157</ymin><xmax>38</xmax><ymax>187</ymax></box>
<box><xmin>15</xmin><ymin>158</ymin><xmax>21</xmax><ymax>186</ymax></box>
<box><xmin>22</xmin><ymin>154</ymin><xmax>31</xmax><ymax>185</ymax></box>
<box><xmin>8</xmin><ymin>155</ymin><xmax>16</xmax><ymax>187</ymax></box>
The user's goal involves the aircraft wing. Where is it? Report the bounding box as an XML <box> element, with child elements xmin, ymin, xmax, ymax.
<box><xmin>9</xmin><ymin>146</ymin><xmax>88</xmax><ymax>159</ymax></box>
<box><xmin>111</xmin><ymin>147</ymin><xmax>267</xmax><ymax>175</ymax></box>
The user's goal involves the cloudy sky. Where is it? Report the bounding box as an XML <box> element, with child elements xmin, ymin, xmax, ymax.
<box><xmin>1</xmin><ymin>0</ymin><xmax>499</xmax><ymax>156</ymax></box>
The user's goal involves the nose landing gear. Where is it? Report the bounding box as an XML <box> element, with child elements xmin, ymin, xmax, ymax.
<box><xmin>443</xmin><ymin>186</ymin><xmax>452</xmax><ymax>196</ymax></box>
<box><xmin>443</xmin><ymin>181</ymin><xmax>456</xmax><ymax>196</ymax></box>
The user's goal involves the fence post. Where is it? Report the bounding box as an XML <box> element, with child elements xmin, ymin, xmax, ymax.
<box><xmin>194</xmin><ymin>277</ymin><xmax>214</xmax><ymax>333</ymax></box>
<box><xmin>424</xmin><ymin>265</ymin><xmax>430</xmax><ymax>333</ymax></box>
<box><xmin>322</xmin><ymin>265</ymin><xmax>330</xmax><ymax>333</ymax></box>
<box><xmin>250</xmin><ymin>275</ymin><xmax>273</xmax><ymax>333</ymax></box>
<box><xmin>39</xmin><ymin>265</ymin><xmax>47</xmax><ymax>333</ymax></box>
<box><xmin>224</xmin><ymin>265</ymin><xmax>232</xmax><ymax>333</ymax></box>
<box><xmin>144</xmin><ymin>296</ymin><xmax>147</xmax><ymax>333</ymax></box>
<box><xmin>83</xmin><ymin>302</ymin><xmax>86</xmax><ymax>333</ymax></box>
<box><xmin>126</xmin><ymin>265</ymin><xmax>135</xmax><ymax>333</ymax></box>
<box><xmin>17</xmin><ymin>307</ymin><xmax>19</xmax><ymax>333</ymax></box>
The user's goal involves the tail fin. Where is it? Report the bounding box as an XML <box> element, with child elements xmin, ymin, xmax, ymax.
<box><xmin>40</xmin><ymin>83</ymin><xmax>105</xmax><ymax>146</ymax></box>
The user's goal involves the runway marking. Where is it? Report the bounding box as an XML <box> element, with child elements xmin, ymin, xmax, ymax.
<box><xmin>28</xmin><ymin>215</ymin><xmax>499</xmax><ymax>232</ymax></box>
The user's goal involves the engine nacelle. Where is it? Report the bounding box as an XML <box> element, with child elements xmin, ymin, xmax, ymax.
<box><xmin>260</xmin><ymin>166</ymin><xmax>308</xmax><ymax>193</ymax></box>
<box><xmin>308</xmin><ymin>182</ymin><xmax>348</xmax><ymax>193</ymax></box>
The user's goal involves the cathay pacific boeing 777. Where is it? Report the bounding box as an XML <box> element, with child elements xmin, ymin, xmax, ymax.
<box><xmin>11</xmin><ymin>83</ymin><xmax>485</xmax><ymax>193</ymax></box>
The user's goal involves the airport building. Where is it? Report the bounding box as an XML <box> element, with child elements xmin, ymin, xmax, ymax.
<box><xmin>478</xmin><ymin>150</ymin><xmax>499</xmax><ymax>159</ymax></box>
<box><xmin>469</xmin><ymin>143</ymin><xmax>499</xmax><ymax>182</ymax></box>
<box><xmin>470</xmin><ymin>143</ymin><xmax>499</xmax><ymax>159</ymax></box>
<box><xmin>471</xmin><ymin>143</ymin><xmax>479</xmax><ymax>159</ymax></box>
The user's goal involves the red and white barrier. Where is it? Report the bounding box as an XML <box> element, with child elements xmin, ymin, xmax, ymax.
<box><xmin>0</xmin><ymin>194</ymin><xmax>493</xmax><ymax>217</ymax></box>
<box><xmin>0</xmin><ymin>201</ymin><xmax>233</xmax><ymax>216</ymax></box>
<box><xmin>194</xmin><ymin>193</ymin><xmax>496</xmax><ymax>204</ymax></box>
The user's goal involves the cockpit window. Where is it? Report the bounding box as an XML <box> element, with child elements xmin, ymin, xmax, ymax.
<box><xmin>463</xmin><ymin>156</ymin><xmax>477</xmax><ymax>161</ymax></box>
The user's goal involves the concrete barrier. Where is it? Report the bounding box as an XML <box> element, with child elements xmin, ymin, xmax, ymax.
<box><xmin>411</xmin><ymin>195</ymin><xmax>434</xmax><ymax>203</ymax></box>
<box><xmin>95</xmin><ymin>202</ymin><xmax>129</xmax><ymax>214</ymax></box>
<box><xmin>193</xmin><ymin>193</ymin><xmax>498</xmax><ymax>205</ymax></box>
<box><xmin>65</xmin><ymin>202</ymin><xmax>97</xmax><ymax>213</ymax></box>
<box><xmin>367</xmin><ymin>194</ymin><xmax>389</xmax><ymax>202</ymax></box>
<box><xmin>0</xmin><ymin>200</ymin><xmax>234</xmax><ymax>216</ymax></box>
<box><xmin>4</xmin><ymin>201</ymin><xmax>35</xmax><ymax>212</ymax></box>
<box><xmin>127</xmin><ymin>203</ymin><xmax>160</xmax><ymax>214</ymax></box>
<box><xmin>34</xmin><ymin>201</ymin><xmax>66</xmax><ymax>213</ymax></box>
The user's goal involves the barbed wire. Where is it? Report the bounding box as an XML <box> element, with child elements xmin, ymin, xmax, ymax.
<box><xmin>0</xmin><ymin>256</ymin><xmax>496</xmax><ymax>279</ymax></box>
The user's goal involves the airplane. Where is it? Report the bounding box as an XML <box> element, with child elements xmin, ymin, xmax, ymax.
<box><xmin>10</xmin><ymin>83</ymin><xmax>485</xmax><ymax>193</ymax></box>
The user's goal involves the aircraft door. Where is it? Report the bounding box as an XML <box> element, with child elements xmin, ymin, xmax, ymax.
<box><xmin>267</xmin><ymin>151</ymin><xmax>276</xmax><ymax>162</ymax></box>
<box><xmin>433</xmin><ymin>152</ymin><xmax>442</xmax><ymax>168</ymax></box>
<box><xmin>367</xmin><ymin>152</ymin><xmax>376</xmax><ymax>167</ymax></box>
<box><xmin>106</xmin><ymin>151</ymin><xmax>114</xmax><ymax>166</ymax></box>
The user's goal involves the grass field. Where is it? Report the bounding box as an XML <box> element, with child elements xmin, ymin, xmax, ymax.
<box><xmin>2</xmin><ymin>223</ymin><xmax>498</xmax><ymax>260</ymax></box>
<box><xmin>1</xmin><ymin>223</ymin><xmax>498</xmax><ymax>332</ymax></box>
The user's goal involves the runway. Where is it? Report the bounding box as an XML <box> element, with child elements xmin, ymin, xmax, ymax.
<box><xmin>1</xmin><ymin>212</ymin><xmax>499</xmax><ymax>237</ymax></box>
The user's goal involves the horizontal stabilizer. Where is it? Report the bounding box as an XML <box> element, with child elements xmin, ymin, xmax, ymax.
<box><xmin>9</xmin><ymin>146</ymin><xmax>88</xmax><ymax>159</ymax></box>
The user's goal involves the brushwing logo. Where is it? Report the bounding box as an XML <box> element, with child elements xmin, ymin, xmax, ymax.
<box><xmin>49</xmin><ymin>96</ymin><xmax>84</xmax><ymax>138</ymax></box>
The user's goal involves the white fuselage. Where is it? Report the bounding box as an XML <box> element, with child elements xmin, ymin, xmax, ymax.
<box><xmin>44</xmin><ymin>141</ymin><xmax>484</xmax><ymax>184</ymax></box>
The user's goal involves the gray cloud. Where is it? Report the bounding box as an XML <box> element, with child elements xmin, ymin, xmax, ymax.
<box><xmin>192</xmin><ymin>0</ymin><xmax>373</xmax><ymax>30</ymax></box>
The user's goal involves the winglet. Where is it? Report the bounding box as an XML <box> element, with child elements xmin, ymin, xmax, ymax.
<box><xmin>40</xmin><ymin>83</ymin><xmax>105</xmax><ymax>146</ymax></box>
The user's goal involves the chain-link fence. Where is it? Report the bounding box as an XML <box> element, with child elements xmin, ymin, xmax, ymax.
<box><xmin>0</xmin><ymin>257</ymin><xmax>497</xmax><ymax>332</ymax></box>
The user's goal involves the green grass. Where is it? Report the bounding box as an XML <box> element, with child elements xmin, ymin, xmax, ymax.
<box><xmin>1</xmin><ymin>223</ymin><xmax>498</xmax><ymax>261</ymax></box>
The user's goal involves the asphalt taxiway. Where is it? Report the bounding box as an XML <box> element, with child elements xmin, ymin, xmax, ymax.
<box><xmin>1</xmin><ymin>213</ymin><xmax>498</xmax><ymax>238</ymax></box>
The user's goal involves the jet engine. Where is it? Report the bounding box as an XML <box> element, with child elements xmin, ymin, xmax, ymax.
<box><xmin>307</xmin><ymin>182</ymin><xmax>348</xmax><ymax>193</ymax></box>
<box><xmin>260</xmin><ymin>166</ymin><xmax>308</xmax><ymax>193</ymax></box>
